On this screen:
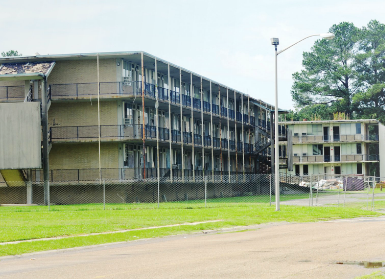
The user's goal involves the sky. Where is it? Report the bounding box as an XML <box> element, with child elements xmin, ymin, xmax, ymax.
<box><xmin>1</xmin><ymin>0</ymin><xmax>384</xmax><ymax>110</ymax></box>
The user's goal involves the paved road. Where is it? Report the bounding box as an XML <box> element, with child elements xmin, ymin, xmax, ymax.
<box><xmin>1</xmin><ymin>217</ymin><xmax>385</xmax><ymax>279</ymax></box>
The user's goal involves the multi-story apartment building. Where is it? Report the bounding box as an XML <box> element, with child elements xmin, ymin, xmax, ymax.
<box><xmin>279</xmin><ymin>119</ymin><xmax>385</xmax><ymax>177</ymax></box>
<box><xmin>0</xmin><ymin>51</ymin><xmax>286</xmax><ymax>184</ymax></box>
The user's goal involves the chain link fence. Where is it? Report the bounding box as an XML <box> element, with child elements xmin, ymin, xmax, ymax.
<box><xmin>1</xmin><ymin>173</ymin><xmax>384</xmax><ymax>211</ymax></box>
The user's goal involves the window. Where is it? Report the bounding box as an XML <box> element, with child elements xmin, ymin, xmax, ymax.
<box><xmin>124</xmin><ymin>103</ymin><xmax>133</xmax><ymax>124</ymax></box>
<box><xmin>307</xmin><ymin>124</ymin><xmax>322</xmax><ymax>135</ymax></box>
<box><xmin>313</xmin><ymin>144</ymin><xmax>323</xmax><ymax>155</ymax></box>
<box><xmin>356</xmin><ymin>143</ymin><xmax>362</xmax><ymax>154</ymax></box>
<box><xmin>357</xmin><ymin>163</ymin><xmax>362</xmax><ymax>174</ymax></box>
<box><xmin>335</xmin><ymin>166</ymin><xmax>341</xmax><ymax>175</ymax></box>
<box><xmin>123</xmin><ymin>145</ymin><xmax>134</xmax><ymax>168</ymax></box>
<box><xmin>356</xmin><ymin>123</ymin><xmax>361</xmax><ymax>134</ymax></box>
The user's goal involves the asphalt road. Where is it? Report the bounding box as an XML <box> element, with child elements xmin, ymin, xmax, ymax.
<box><xmin>1</xmin><ymin>217</ymin><xmax>385</xmax><ymax>279</ymax></box>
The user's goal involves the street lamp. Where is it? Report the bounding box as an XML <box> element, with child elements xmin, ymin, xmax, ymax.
<box><xmin>271</xmin><ymin>33</ymin><xmax>334</xmax><ymax>211</ymax></box>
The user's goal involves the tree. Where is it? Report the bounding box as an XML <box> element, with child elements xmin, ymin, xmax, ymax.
<box><xmin>353</xmin><ymin>20</ymin><xmax>385</xmax><ymax>123</ymax></box>
<box><xmin>291</xmin><ymin>22</ymin><xmax>361</xmax><ymax>117</ymax></box>
<box><xmin>1</xmin><ymin>50</ymin><xmax>22</xmax><ymax>57</ymax></box>
<box><xmin>286</xmin><ymin>104</ymin><xmax>334</xmax><ymax>121</ymax></box>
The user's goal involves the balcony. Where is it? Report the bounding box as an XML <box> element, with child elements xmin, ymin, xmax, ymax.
<box><xmin>213</xmin><ymin>137</ymin><xmax>220</xmax><ymax>148</ymax></box>
<box><xmin>236</xmin><ymin>112</ymin><xmax>242</xmax><ymax>122</ymax></box>
<box><xmin>221</xmin><ymin>107</ymin><xmax>227</xmax><ymax>117</ymax></box>
<box><xmin>221</xmin><ymin>138</ymin><xmax>228</xmax><ymax>149</ymax></box>
<box><xmin>229</xmin><ymin>140</ymin><xmax>235</xmax><ymax>151</ymax></box>
<box><xmin>50</xmin><ymin>124</ymin><xmax>171</xmax><ymax>142</ymax></box>
<box><xmin>293</xmin><ymin>134</ymin><xmax>379</xmax><ymax>144</ymax></box>
<box><xmin>228</xmin><ymin>109</ymin><xmax>235</xmax><ymax>120</ymax></box>
<box><xmin>203</xmin><ymin>101</ymin><xmax>210</xmax><ymax>112</ymax></box>
<box><xmin>182</xmin><ymin>94</ymin><xmax>191</xmax><ymax>107</ymax></box>
<box><xmin>193</xmin><ymin>98</ymin><xmax>201</xmax><ymax>110</ymax></box>
<box><xmin>0</xmin><ymin>85</ymin><xmax>24</xmax><ymax>102</ymax></box>
<box><xmin>243</xmin><ymin>114</ymin><xmax>249</xmax><ymax>124</ymax></box>
<box><xmin>204</xmin><ymin>135</ymin><xmax>211</xmax><ymax>147</ymax></box>
<box><xmin>183</xmin><ymin>132</ymin><xmax>192</xmax><ymax>144</ymax></box>
<box><xmin>158</xmin><ymin>87</ymin><xmax>169</xmax><ymax>101</ymax></box>
<box><xmin>292</xmin><ymin>154</ymin><xmax>380</xmax><ymax>163</ymax></box>
<box><xmin>194</xmin><ymin>134</ymin><xmax>202</xmax><ymax>146</ymax></box>
<box><xmin>171</xmin><ymin>130</ymin><xmax>181</xmax><ymax>143</ymax></box>
<box><xmin>237</xmin><ymin>142</ymin><xmax>243</xmax><ymax>151</ymax></box>
<box><xmin>170</xmin><ymin>90</ymin><xmax>180</xmax><ymax>104</ymax></box>
<box><xmin>212</xmin><ymin>104</ymin><xmax>219</xmax><ymax>115</ymax></box>
<box><xmin>250</xmin><ymin>116</ymin><xmax>255</xmax><ymax>126</ymax></box>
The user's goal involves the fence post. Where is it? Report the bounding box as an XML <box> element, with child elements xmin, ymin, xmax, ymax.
<box><xmin>343</xmin><ymin>176</ymin><xmax>347</xmax><ymax>207</ymax></box>
<box><xmin>366</xmin><ymin>176</ymin><xmax>370</xmax><ymax>210</ymax></box>
<box><xmin>309</xmin><ymin>175</ymin><xmax>313</xmax><ymax>207</ymax></box>
<box><xmin>103</xmin><ymin>180</ymin><xmax>106</xmax><ymax>210</ymax></box>
<box><xmin>269</xmin><ymin>173</ymin><xmax>272</xmax><ymax>206</ymax></box>
<box><xmin>315</xmin><ymin>175</ymin><xmax>319</xmax><ymax>206</ymax></box>
<box><xmin>372</xmin><ymin>176</ymin><xmax>375</xmax><ymax>211</ymax></box>
<box><xmin>205</xmin><ymin>177</ymin><xmax>207</xmax><ymax>208</ymax></box>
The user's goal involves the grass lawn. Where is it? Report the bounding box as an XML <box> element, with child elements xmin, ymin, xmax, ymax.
<box><xmin>0</xmin><ymin>196</ymin><xmax>381</xmax><ymax>257</ymax></box>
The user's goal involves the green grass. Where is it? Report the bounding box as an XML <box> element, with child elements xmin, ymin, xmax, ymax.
<box><xmin>0</xmin><ymin>199</ymin><xmax>381</xmax><ymax>257</ymax></box>
<box><xmin>356</xmin><ymin>271</ymin><xmax>385</xmax><ymax>279</ymax></box>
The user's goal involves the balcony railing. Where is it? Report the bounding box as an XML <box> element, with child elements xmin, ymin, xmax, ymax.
<box><xmin>237</xmin><ymin>142</ymin><xmax>243</xmax><ymax>151</ymax></box>
<box><xmin>229</xmin><ymin>140</ymin><xmax>235</xmax><ymax>151</ymax></box>
<box><xmin>158</xmin><ymin>87</ymin><xmax>169</xmax><ymax>101</ymax></box>
<box><xmin>203</xmin><ymin>101</ymin><xmax>210</xmax><ymax>112</ymax></box>
<box><xmin>212</xmin><ymin>104</ymin><xmax>219</xmax><ymax>115</ymax></box>
<box><xmin>293</xmin><ymin>134</ymin><xmax>379</xmax><ymax>143</ymax></box>
<box><xmin>213</xmin><ymin>137</ymin><xmax>220</xmax><ymax>148</ymax></box>
<box><xmin>236</xmin><ymin>112</ymin><xmax>242</xmax><ymax>122</ymax></box>
<box><xmin>170</xmin><ymin>90</ymin><xmax>180</xmax><ymax>104</ymax></box>
<box><xmin>243</xmin><ymin>114</ymin><xmax>249</xmax><ymax>124</ymax></box>
<box><xmin>204</xmin><ymin>135</ymin><xmax>211</xmax><ymax>147</ymax></box>
<box><xmin>250</xmin><ymin>116</ymin><xmax>255</xmax><ymax>126</ymax></box>
<box><xmin>193</xmin><ymin>98</ymin><xmax>201</xmax><ymax>110</ymax></box>
<box><xmin>171</xmin><ymin>129</ymin><xmax>181</xmax><ymax>143</ymax></box>
<box><xmin>221</xmin><ymin>138</ymin><xmax>228</xmax><ymax>149</ymax></box>
<box><xmin>194</xmin><ymin>134</ymin><xmax>202</xmax><ymax>146</ymax></box>
<box><xmin>244</xmin><ymin>143</ymin><xmax>253</xmax><ymax>153</ymax></box>
<box><xmin>0</xmin><ymin>85</ymin><xmax>25</xmax><ymax>102</ymax></box>
<box><xmin>293</xmin><ymin>154</ymin><xmax>380</xmax><ymax>163</ymax></box>
<box><xmin>221</xmin><ymin>107</ymin><xmax>227</xmax><ymax>117</ymax></box>
<box><xmin>183</xmin><ymin>132</ymin><xmax>192</xmax><ymax>144</ymax></box>
<box><xmin>228</xmin><ymin>109</ymin><xmax>235</xmax><ymax>120</ymax></box>
<box><xmin>182</xmin><ymin>94</ymin><xmax>191</xmax><ymax>107</ymax></box>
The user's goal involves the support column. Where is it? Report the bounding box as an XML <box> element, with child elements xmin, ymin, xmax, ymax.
<box><xmin>219</xmin><ymin>86</ymin><xmax>222</xmax><ymax>181</ymax></box>
<box><xmin>168</xmin><ymin>64</ymin><xmax>173</xmax><ymax>181</ymax></box>
<box><xmin>227</xmin><ymin>88</ymin><xmax>230</xmax><ymax>182</ymax></box>
<box><xmin>41</xmin><ymin>79</ymin><xmax>49</xmax><ymax>206</ymax></box>
<box><xmin>180</xmin><ymin>69</ymin><xmax>184</xmax><ymax>181</ymax></box>
<box><xmin>242</xmin><ymin>96</ymin><xmax>245</xmax><ymax>175</ymax></box>
<box><xmin>155</xmin><ymin>59</ymin><xmax>160</xmax><ymax>184</ymax></box>
<box><xmin>201</xmin><ymin>77</ymin><xmax>204</xmax><ymax>179</ymax></box>
<box><xmin>191</xmin><ymin>73</ymin><xmax>195</xmax><ymax>181</ymax></box>
<box><xmin>234</xmin><ymin>91</ymin><xmax>238</xmax><ymax>175</ymax></box>
<box><xmin>210</xmin><ymin>82</ymin><xmax>214</xmax><ymax>180</ymax></box>
<box><xmin>141</xmin><ymin>53</ymin><xmax>146</xmax><ymax>179</ymax></box>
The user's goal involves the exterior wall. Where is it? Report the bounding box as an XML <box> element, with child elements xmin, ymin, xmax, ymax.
<box><xmin>47</xmin><ymin>59</ymin><xmax>117</xmax><ymax>84</ymax></box>
<box><xmin>49</xmin><ymin>142</ymin><xmax>119</xmax><ymax>169</ymax></box>
<box><xmin>0</xmin><ymin>102</ymin><xmax>41</xmax><ymax>169</ymax></box>
<box><xmin>49</xmin><ymin>101</ymin><xmax>118</xmax><ymax>126</ymax></box>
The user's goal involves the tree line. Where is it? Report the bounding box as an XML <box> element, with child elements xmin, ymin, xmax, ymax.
<box><xmin>288</xmin><ymin>20</ymin><xmax>385</xmax><ymax>124</ymax></box>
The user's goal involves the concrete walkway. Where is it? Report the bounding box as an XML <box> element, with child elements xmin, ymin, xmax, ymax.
<box><xmin>1</xmin><ymin>217</ymin><xmax>385</xmax><ymax>278</ymax></box>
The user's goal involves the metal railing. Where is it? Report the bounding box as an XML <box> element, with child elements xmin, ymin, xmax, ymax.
<box><xmin>293</xmin><ymin>134</ymin><xmax>379</xmax><ymax>143</ymax></box>
<box><xmin>212</xmin><ymin>104</ymin><xmax>219</xmax><ymax>115</ymax></box>
<box><xmin>221</xmin><ymin>107</ymin><xmax>227</xmax><ymax>117</ymax></box>
<box><xmin>182</xmin><ymin>94</ymin><xmax>191</xmax><ymax>107</ymax></box>
<box><xmin>293</xmin><ymin>154</ymin><xmax>380</xmax><ymax>163</ymax></box>
<box><xmin>203</xmin><ymin>101</ymin><xmax>210</xmax><ymax>112</ymax></box>
<box><xmin>0</xmin><ymin>85</ymin><xmax>25</xmax><ymax>102</ymax></box>
<box><xmin>193</xmin><ymin>98</ymin><xmax>201</xmax><ymax>110</ymax></box>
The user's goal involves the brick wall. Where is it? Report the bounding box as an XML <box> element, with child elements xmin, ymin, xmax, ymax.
<box><xmin>49</xmin><ymin>142</ymin><xmax>119</xmax><ymax>169</ymax></box>
<box><xmin>49</xmin><ymin>101</ymin><xmax>118</xmax><ymax>126</ymax></box>
<box><xmin>47</xmin><ymin>59</ymin><xmax>117</xmax><ymax>84</ymax></box>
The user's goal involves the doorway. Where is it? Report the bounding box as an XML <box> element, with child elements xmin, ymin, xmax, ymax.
<box><xmin>324</xmin><ymin>146</ymin><xmax>331</xmax><ymax>162</ymax></box>
<box><xmin>323</xmin><ymin>127</ymin><xmax>329</xmax><ymax>141</ymax></box>
<box><xmin>334</xmin><ymin>146</ymin><xmax>340</xmax><ymax>162</ymax></box>
<box><xmin>333</xmin><ymin>126</ymin><xmax>340</xmax><ymax>141</ymax></box>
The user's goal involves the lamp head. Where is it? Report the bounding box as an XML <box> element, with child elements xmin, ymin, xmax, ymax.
<box><xmin>271</xmin><ymin>38</ymin><xmax>279</xmax><ymax>46</ymax></box>
<box><xmin>320</xmin><ymin>33</ymin><xmax>335</xmax><ymax>40</ymax></box>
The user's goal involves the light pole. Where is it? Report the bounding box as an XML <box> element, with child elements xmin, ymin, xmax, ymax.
<box><xmin>271</xmin><ymin>33</ymin><xmax>335</xmax><ymax>211</ymax></box>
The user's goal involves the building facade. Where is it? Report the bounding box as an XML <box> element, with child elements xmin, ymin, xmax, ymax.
<box><xmin>0</xmin><ymin>52</ymin><xmax>286</xmax><ymax>184</ymax></box>
<box><xmin>280</xmin><ymin>119</ymin><xmax>383</xmax><ymax>177</ymax></box>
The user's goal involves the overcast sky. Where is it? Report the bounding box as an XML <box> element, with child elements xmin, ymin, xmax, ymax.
<box><xmin>1</xmin><ymin>0</ymin><xmax>384</xmax><ymax>109</ymax></box>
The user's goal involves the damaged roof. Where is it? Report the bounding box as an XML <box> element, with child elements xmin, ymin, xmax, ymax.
<box><xmin>0</xmin><ymin>62</ymin><xmax>55</xmax><ymax>75</ymax></box>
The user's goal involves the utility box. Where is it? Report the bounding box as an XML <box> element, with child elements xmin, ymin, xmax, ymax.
<box><xmin>0</xmin><ymin>102</ymin><xmax>42</xmax><ymax>169</ymax></box>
